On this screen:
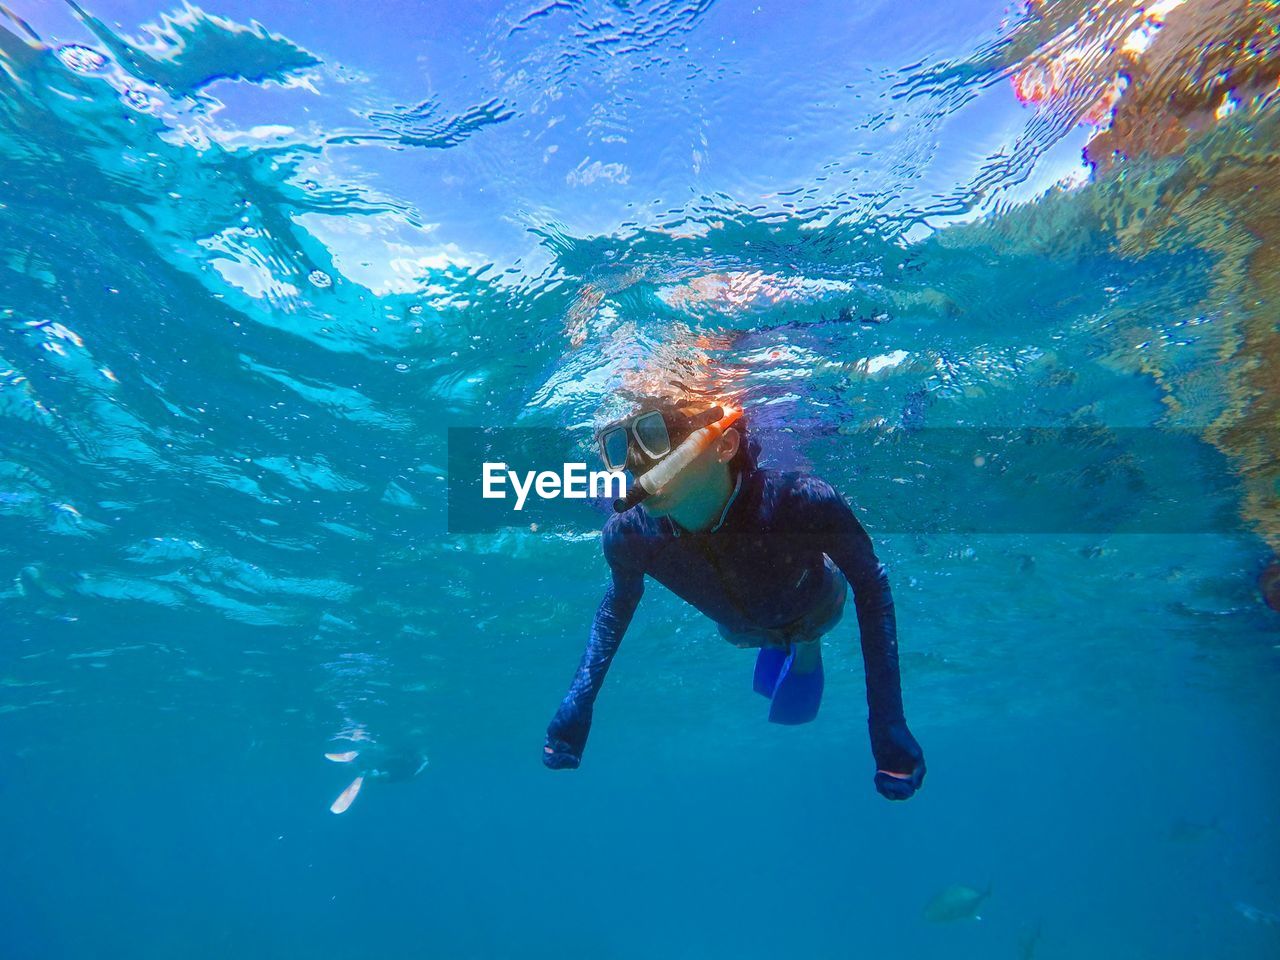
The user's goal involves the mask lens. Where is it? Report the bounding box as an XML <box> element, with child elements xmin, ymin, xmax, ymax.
<box><xmin>601</xmin><ymin>427</ymin><xmax>630</xmax><ymax>471</ymax></box>
<box><xmin>633</xmin><ymin>411</ymin><xmax>671</xmax><ymax>459</ymax></box>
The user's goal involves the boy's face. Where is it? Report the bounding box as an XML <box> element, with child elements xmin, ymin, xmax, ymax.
<box><xmin>638</xmin><ymin>431</ymin><xmax>736</xmax><ymax>517</ymax></box>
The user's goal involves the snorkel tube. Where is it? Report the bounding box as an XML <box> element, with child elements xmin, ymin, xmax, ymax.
<box><xmin>613</xmin><ymin>406</ymin><xmax>742</xmax><ymax>513</ymax></box>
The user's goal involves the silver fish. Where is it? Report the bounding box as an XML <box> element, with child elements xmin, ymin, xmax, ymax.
<box><xmin>1167</xmin><ymin>817</ymin><xmax>1219</xmax><ymax>843</ymax></box>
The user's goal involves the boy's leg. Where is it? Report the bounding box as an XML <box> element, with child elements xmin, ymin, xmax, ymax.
<box><xmin>787</xmin><ymin>635</ymin><xmax>823</xmax><ymax>674</ymax></box>
<box><xmin>766</xmin><ymin>561</ymin><xmax>846</xmax><ymax>723</ymax></box>
<box><xmin>753</xmin><ymin>642</ymin><xmax>790</xmax><ymax>696</ymax></box>
<box><xmin>767</xmin><ymin>639</ymin><xmax>825</xmax><ymax>725</ymax></box>
<box><xmin>728</xmin><ymin>557</ymin><xmax>847</xmax><ymax>711</ymax></box>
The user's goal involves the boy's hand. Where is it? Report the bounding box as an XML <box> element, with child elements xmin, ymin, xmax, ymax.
<box><xmin>542</xmin><ymin>737</ymin><xmax>582</xmax><ymax>769</ymax></box>
<box><xmin>870</xmin><ymin>719</ymin><xmax>925</xmax><ymax>800</ymax></box>
<box><xmin>544</xmin><ymin>705</ymin><xmax>591</xmax><ymax>770</ymax></box>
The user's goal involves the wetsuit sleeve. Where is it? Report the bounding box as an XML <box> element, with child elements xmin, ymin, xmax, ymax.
<box><xmin>787</xmin><ymin>476</ymin><xmax>924</xmax><ymax>797</ymax></box>
<box><xmin>544</xmin><ymin>521</ymin><xmax>645</xmax><ymax>766</ymax></box>
<box><xmin>794</xmin><ymin>477</ymin><xmax>925</xmax><ymax>793</ymax></box>
<box><xmin>792</xmin><ymin>478</ymin><xmax>904</xmax><ymax>726</ymax></box>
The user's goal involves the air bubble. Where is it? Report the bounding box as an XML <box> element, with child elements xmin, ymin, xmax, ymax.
<box><xmin>121</xmin><ymin>85</ymin><xmax>158</xmax><ymax>112</ymax></box>
<box><xmin>308</xmin><ymin>270</ymin><xmax>332</xmax><ymax>289</ymax></box>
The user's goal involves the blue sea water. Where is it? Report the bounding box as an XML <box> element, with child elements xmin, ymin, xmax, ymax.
<box><xmin>2</xmin><ymin>1</ymin><xmax>1279</xmax><ymax>958</ymax></box>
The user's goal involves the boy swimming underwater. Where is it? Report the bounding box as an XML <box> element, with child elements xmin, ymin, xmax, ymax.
<box><xmin>543</xmin><ymin>398</ymin><xmax>926</xmax><ymax>800</ymax></box>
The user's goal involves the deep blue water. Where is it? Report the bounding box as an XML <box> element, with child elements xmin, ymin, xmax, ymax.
<box><xmin>2</xmin><ymin>1</ymin><xmax>1279</xmax><ymax>957</ymax></box>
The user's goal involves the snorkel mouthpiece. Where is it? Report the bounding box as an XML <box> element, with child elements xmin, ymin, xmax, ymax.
<box><xmin>613</xmin><ymin>406</ymin><xmax>742</xmax><ymax>513</ymax></box>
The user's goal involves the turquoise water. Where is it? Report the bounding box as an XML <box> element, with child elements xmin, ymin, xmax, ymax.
<box><xmin>3</xmin><ymin>2</ymin><xmax>1279</xmax><ymax>957</ymax></box>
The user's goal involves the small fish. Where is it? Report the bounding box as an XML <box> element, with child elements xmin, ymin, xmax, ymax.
<box><xmin>1167</xmin><ymin>817</ymin><xmax>1219</xmax><ymax>843</ymax></box>
<box><xmin>1235</xmin><ymin>902</ymin><xmax>1280</xmax><ymax>927</ymax></box>
<box><xmin>1017</xmin><ymin>921</ymin><xmax>1043</xmax><ymax>960</ymax></box>
<box><xmin>924</xmin><ymin>882</ymin><xmax>993</xmax><ymax>923</ymax></box>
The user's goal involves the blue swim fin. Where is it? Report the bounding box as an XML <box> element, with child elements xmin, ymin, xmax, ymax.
<box><xmin>753</xmin><ymin>646</ymin><xmax>789</xmax><ymax>698</ymax></box>
<box><xmin>767</xmin><ymin>646</ymin><xmax>824</xmax><ymax>725</ymax></box>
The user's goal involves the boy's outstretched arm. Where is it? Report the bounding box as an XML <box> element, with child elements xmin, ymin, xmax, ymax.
<box><xmin>543</xmin><ymin>527</ymin><xmax>645</xmax><ymax>769</ymax></box>
<box><xmin>794</xmin><ymin>476</ymin><xmax>926</xmax><ymax>800</ymax></box>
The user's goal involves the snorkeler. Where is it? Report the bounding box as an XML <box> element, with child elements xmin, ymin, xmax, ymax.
<box><xmin>325</xmin><ymin>741</ymin><xmax>429</xmax><ymax>814</ymax></box>
<box><xmin>542</xmin><ymin>398</ymin><xmax>926</xmax><ymax>800</ymax></box>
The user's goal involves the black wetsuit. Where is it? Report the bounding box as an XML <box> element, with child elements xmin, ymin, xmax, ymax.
<box><xmin>545</xmin><ymin>466</ymin><xmax>924</xmax><ymax>790</ymax></box>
